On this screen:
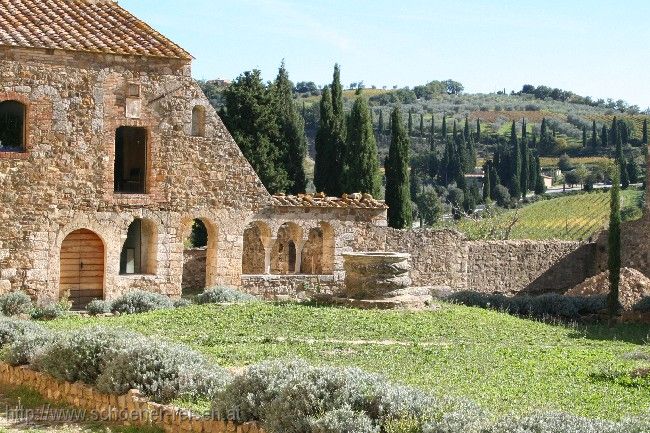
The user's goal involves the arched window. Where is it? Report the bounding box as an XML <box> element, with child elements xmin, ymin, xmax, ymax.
<box><xmin>242</xmin><ymin>221</ymin><xmax>271</xmax><ymax>275</ymax></box>
<box><xmin>0</xmin><ymin>101</ymin><xmax>26</xmax><ymax>151</ymax></box>
<box><xmin>191</xmin><ymin>105</ymin><xmax>206</xmax><ymax>137</ymax></box>
<box><xmin>120</xmin><ymin>218</ymin><xmax>157</xmax><ymax>275</ymax></box>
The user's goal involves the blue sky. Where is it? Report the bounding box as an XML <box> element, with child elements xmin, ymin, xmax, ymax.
<box><xmin>121</xmin><ymin>0</ymin><xmax>650</xmax><ymax>108</ymax></box>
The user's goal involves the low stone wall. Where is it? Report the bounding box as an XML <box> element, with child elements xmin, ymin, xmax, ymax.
<box><xmin>467</xmin><ymin>240</ymin><xmax>596</xmax><ymax>294</ymax></box>
<box><xmin>0</xmin><ymin>362</ymin><xmax>264</xmax><ymax>433</ymax></box>
<box><xmin>241</xmin><ymin>274</ymin><xmax>338</xmax><ymax>299</ymax></box>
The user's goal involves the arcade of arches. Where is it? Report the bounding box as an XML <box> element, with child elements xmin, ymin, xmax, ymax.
<box><xmin>242</xmin><ymin>221</ymin><xmax>335</xmax><ymax>275</ymax></box>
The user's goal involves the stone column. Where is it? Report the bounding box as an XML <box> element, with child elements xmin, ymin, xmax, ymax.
<box><xmin>264</xmin><ymin>245</ymin><xmax>272</xmax><ymax>275</ymax></box>
<box><xmin>295</xmin><ymin>239</ymin><xmax>306</xmax><ymax>274</ymax></box>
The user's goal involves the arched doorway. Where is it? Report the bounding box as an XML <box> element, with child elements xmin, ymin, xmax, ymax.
<box><xmin>182</xmin><ymin>218</ymin><xmax>218</xmax><ymax>295</ymax></box>
<box><xmin>242</xmin><ymin>221</ymin><xmax>271</xmax><ymax>274</ymax></box>
<box><xmin>60</xmin><ymin>229</ymin><xmax>104</xmax><ymax>309</ymax></box>
<box><xmin>120</xmin><ymin>218</ymin><xmax>157</xmax><ymax>275</ymax></box>
<box><xmin>271</xmin><ymin>222</ymin><xmax>303</xmax><ymax>275</ymax></box>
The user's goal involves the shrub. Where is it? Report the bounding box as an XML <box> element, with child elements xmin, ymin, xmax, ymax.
<box><xmin>633</xmin><ymin>296</ymin><xmax>650</xmax><ymax>313</ymax></box>
<box><xmin>0</xmin><ymin>291</ymin><xmax>34</xmax><ymax>316</ymax></box>
<box><xmin>86</xmin><ymin>299</ymin><xmax>112</xmax><ymax>315</ymax></box>
<box><xmin>0</xmin><ymin>317</ymin><xmax>44</xmax><ymax>348</ymax></box>
<box><xmin>310</xmin><ymin>406</ymin><xmax>379</xmax><ymax>433</ymax></box>
<box><xmin>484</xmin><ymin>412</ymin><xmax>616</xmax><ymax>433</ymax></box>
<box><xmin>493</xmin><ymin>185</ymin><xmax>511</xmax><ymax>208</ymax></box>
<box><xmin>2</xmin><ymin>331</ymin><xmax>55</xmax><ymax>366</ymax></box>
<box><xmin>173</xmin><ymin>298</ymin><xmax>192</xmax><ymax>308</ymax></box>
<box><xmin>33</xmin><ymin>327</ymin><xmax>136</xmax><ymax>384</ymax></box>
<box><xmin>96</xmin><ymin>340</ymin><xmax>231</xmax><ymax>403</ymax></box>
<box><xmin>31</xmin><ymin>301</ymin><xmax>70</xmax><ymax>320</ymax></box>
<box><xmin>110</xmin><ymin>290</ymin><xmax>173</xmax><ymax>314</ymax></box>
<box><xmin>196</xmin><ymin>287</ymin><xmax>257</xmax><ymax>304</ymax></box>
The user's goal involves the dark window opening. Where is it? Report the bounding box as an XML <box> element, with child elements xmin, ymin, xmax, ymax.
<box><xmin>288</xmin><ymin>241</ymin><xmax>297</xmax><ymax>273</ymax></box>
<box><xmin>114</xmin><ymin>126</ymin><xmax>147</xmax><ymax>194</ymax></box>
<box><xmin>0</xmin><ymin>101</ymin><xmax>25</xmax><ymax>151</ymax></box>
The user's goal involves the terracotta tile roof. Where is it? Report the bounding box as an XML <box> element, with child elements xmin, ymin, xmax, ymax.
<box><xmin>0</xmin><ymin>0</ymin><xmax>192</xmax><ymax>60</ymax></box>
<box><xmin>272</xmin><ymin>193</ymin><xmax>388</xmax><ymax>210</ymax></box>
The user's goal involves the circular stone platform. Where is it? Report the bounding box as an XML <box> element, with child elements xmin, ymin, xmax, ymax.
<box><xmin>342</xmin><ymin>252</ymin><xmax>412</xmax><ymax>299</ymax></box>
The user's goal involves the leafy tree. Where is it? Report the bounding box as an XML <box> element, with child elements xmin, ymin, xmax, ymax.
<box><xmin>608</xmin><ymin>167</ymin><xmax>622</xmax><ymax>318</ymax></box>
<box><xmin>417</xmin><ymin>186</ymin><xmax>443</xmax><ymax>226</ymax></box>
<box><xmin>294</xmin><ymin>81</ymin><xmax>318</xmax><ymax>94</ymax></box>
<box><xmin>558</xmin><ymin>153</ymin><xmax>573</xmax><ymax>172</ymax></box>
<box><xmin>643</xmin><ymin>118</ymin><xmax>648</xmax><ymax>145</ymax></box>
<box><xmin>493</xmin><ymin>184</ymin><xmax>511</xmax><ymax>207</ymax></box>
<box><xmin>222</xmin><ymin>69</ymin><xmax>289</xmax><ymax>193</ymax></box>
<box><xmin>447</xmin><ymin>186</ymin><xmax>464</xmax><ymax>219</ymax></box>
<box><xmin>443</xmin><ymin>79</ymin><xmax>464</xmax><ymax>95</ymax></box>
<box><xmin>271</xmin><ymin>62</ymin><xmax>307</xmax><ymax>194</ymax></box>
<box><xmin>385</xmin><ymin>107</ymin><xmax>412</xmax><ymax>229</ymax></box>
<box><xmin>345</xmin><ymin>97</ymin><xmax>380</xmax><ymax>196</ymax></box>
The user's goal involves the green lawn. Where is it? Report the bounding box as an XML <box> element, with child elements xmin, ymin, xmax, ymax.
<box><xmin>47</xmin><ymin>302</ymin><xmax>650</xmax><ymax>420</ymax></box>
<box><xmin>453</xmin><ymin>189</ymin><xmax>643</xmax><ymax>240</ymax></box>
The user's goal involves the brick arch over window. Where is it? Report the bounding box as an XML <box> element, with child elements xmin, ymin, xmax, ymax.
<box><xmin>0</xmin><ymin>100</ymin><xmax>26</xmax><ymax>151</ymax></box>
<box><xmin>242</xmin><ymin>221</ymin><xmax>272</xmax><ymax>275</ymax></box>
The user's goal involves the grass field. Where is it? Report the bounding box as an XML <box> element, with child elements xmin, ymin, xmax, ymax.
<box><xmin>47</xmin><ymin>302</ymin><xmax>650</xmax><ymax>420</ymax></box>
<box><xmin>452</xmin><ymin>189</ymin><xmax>643</xmax><ymax>241</ymax></box>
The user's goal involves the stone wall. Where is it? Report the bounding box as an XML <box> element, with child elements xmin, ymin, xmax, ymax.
<box><xmin>595</xmin><ymin>215</ymin><xmax>650</xmax><ymax>278</ymax></box>
<box><xmin>0</xmin><ymin>362</ymin><xmax>264</xmax><ymax>433</ymax></box>
<box><xmin>466</xmin><ymin>240</ymin><xmax>596</xmax><ymax>294</ymax></box>
<box><xmin>241</xmin><ymin>274</ymin><xmax>338</xmax><ymax>299</ymax></box>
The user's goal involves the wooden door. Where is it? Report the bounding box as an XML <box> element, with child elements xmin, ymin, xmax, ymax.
<box><xmin>60</xmin><ymin>229</ymin><xmax>104</xmax><ymax>309</ymax></box>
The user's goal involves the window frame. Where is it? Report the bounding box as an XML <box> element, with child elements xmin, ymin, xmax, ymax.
<box><xmin>0</xmin><ymin>97</ymin><xmax>29</xmax><ymax>158</ymax></box>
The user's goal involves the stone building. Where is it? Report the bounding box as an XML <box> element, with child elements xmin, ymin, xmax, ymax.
<box><xmin>0</xmin><ymin>0</ymin><xmax>389</xmax><ymax>308</ymax></box>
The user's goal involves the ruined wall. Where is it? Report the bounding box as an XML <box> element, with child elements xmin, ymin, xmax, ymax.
<box><xmin>241</xmin><ymin>274</ymin><xmax>338</xmax><ymax>299</ymax></box>
<box><xmin>594</xmin><ymin>215</ymin><xmax>650</xmax><ymax>278</ymax></box>
<box><xmin>0</xmin><ymin>47</ymin><xmax>270</xmax><ymax>303</ymax></box>
<box><xmin>182</xmin><ymin>248</ymin><xmax>207</xmax><ymax>292</ymax></box>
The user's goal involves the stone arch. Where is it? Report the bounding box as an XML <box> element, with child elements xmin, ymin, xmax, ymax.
<box><xmin>60</xmin><ymin>229</ymin><xmax>105</xmax><ymax>309</ymax></box>
<box><xmin>242</xmin><ymin>221</ymin><xmax>272</xmax><ymax>275</ymax></box>
<box><xmin>301</xmin><ymin>222</ymin><xmax>335</xmax><ymax>275</ymax></box>
<box><xmin>271</xmin><ymin>222</ymin><xmax>303</xmax><ymax>275</ymax></box>
<box><xmin>191</xmin><ymin>105</ymin><xmax>206</xmax><ymax>137</ymax></box>
<box><xmin>120</xmin><ymin>218</ymin><xmax>158</xmax><ymax>275</ymax></box>
<box><xmin>181</xmin><ymin>217</ymin><xmax>219</xmax><ymax>293</ymax></box>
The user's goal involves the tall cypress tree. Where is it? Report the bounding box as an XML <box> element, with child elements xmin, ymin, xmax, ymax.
<box><xmin>476</xmin><ymin>118</ymin><xmax>481</xmax><ymax>143</ymax></box>
<box><xmin>643</xmin><ymin>119</ymin><xmax>648</xmax><ymax>145</ymax></box>
<box><xmin>464</xmin><ymin>116</ymin><xmax>471</xmax><ymax>141</ymax></box>
<box><xmin>314</xmin><ymin>87</ymin><xmax>336</xmax><ymax>194</ymax></box>
<box><xmin>521</xmin><ymin>118</ymin><xmax>527</xmax><ymax>139</ymax></box>
<box><xmin>408</xmin><ymin>109</ymin><xmax>413</xmax><ymax>136</ymax></box>
<box><xmin>345</xmin><ymin>97</ymin><xmax>380</xmax><ymax>196</ymax></box>
<box><xmin>601</xmin><ymin>124</ymin><xmax>608</xmax><ymax>148</ymax></box>
<box><xmin>483</xmin><ymin>162</ymin><xmax>491</xmax><ymax>201</ymax></box>
<box><xmin>608</xmin><ymin>166</ymin><xmax>622</xmax><ymax>318</ymax></box>
<box><xmin>591</xmin><ymin>120</ymin><xmax>598</xmax><ymax>149</ymax></box>
<box><xmin>378</xmin><ymin>110</ymin><xmax>384</xmax><ymax>134</ymax></box>
<box><xmin>385</xmin><ymin>107</ymin><xmax>412</xmax><ymax>229</ymax></box>
<box><xmin>430</xmin><ymin>115</ymin><xmax>435</xmax><ymax>138</ymax></box>
<box><xmin>419</xmin><ymin>113</ymin><xmax>425</xmax><ymax>137</ymax></box>
<box><xmin>441</xmin><ymin>114</ymin><xmax>447</xmax><ymax>139</ymax></box>
<box><xmin>509</xmin><ymin>121</ymin><xmax>522</xmax><ymax>198</ymax></box>
<box><xmin>534</xmin><ymin>154</ymin><xmax>545</xmax><ymax>194</ymax></box>
<box><xmin>582</xmin><ymin>126</ymin><xmax>588</xmax><ymax>148</ymax></box>
<box><xmin>272</xmin><ymin>61</ymin><xmax>307</xmax><ymax>194</ymax></box>
<box><xmin>520</xmin><ymin>137</ymin><xmax>529</xmax><ymax>195</ymax></box>
<box><xmin>528</xmin><ymin>149</ymin><xmax>537</xmax><ymax>190</ymax></box>
<box><xmin>330</xmin><ymin>64</ymin><xmax>347</xmax><ymax>195</ymax></box>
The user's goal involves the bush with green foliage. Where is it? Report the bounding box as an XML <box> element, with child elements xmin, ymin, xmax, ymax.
<box><xmin>33</xmin><ymin>327</ymin><xmax>137</xmax><ymax>384</ymax></box>
<box><xmin>86</xmin><ymin>299</ymin><xmax>112</xmax><ymax>315</ymax></box>
<box><xmin>31</xmin><ymin>301</ymin><xmax>70</xmax><ymax>320</ymax></box>
<box><xmin>110</xmin><ymin>290</ymin><xmax>173</xmax><ymax>314</ymax></box>
<box><xmin>0</xmin><ymin>291</ymin><xmax>34</xmax><ymax>316</ymax></box>
<box><xmin>173</xmin><ymin>298</ymin><xmax>193</xmax><ymax>308</ymax></box>
<box><xmin>96</xmin><ymin>340</ymin><xmax>231</xmax><ymax>403</ymax></box>
<box><xmin>0</xmin><ymin>317</ymin><xmax>44</xmax><ymax>348</ymax></box>
<box><xmin>493</xmin><ymin>184</ymin><xmax>511</xmax><ymax>208</ymax></box>
<box><xmin>309</xmin><ymin>406</ymin><xmax>378</xmax><ymax>433</ymax></box>
<box><xmin>196</xmin><ymin>287</ymin><xmax>257</xmax><ymax>304</ymax></box>
<box><xmin>2</xmin><ymin>331</ymin><xmax>55</xmax><ymax>366</ymax></box>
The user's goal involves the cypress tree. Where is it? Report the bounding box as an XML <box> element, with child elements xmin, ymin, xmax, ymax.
<box><xmin>483</xmin><ymin>162</ymin><xmax>491</xmax><ymax>201</ymax></box>
<box><xmin>534</xmin><ymin>154</ymin><xmax>545</xmax><ymax>194</ymax></box>
<box><xmin>601</xmin><ymin>124</ymin><xmax>608</xmax><ymax>148</ymax></box>
<box><xmin>627</xmin><ymin>158</ymin><xmax>639</xmax><ymax>184</ymax></box>
<box><xmin>441</xmin><ymin>114</ymin><xmax>447</xmax><ymax>139</ymax></box>
<box><xmin>643</xmin><ymin>119</ymin><xmax>648</xmax><ymax>144</ymax></box>
<box><xmin>520</xmin><ymin>138</ymin><xmax>529</xmax><ymax>195</ymax></box>
<box><xmin>345</xmin><ymin>97</ymin><xmax>380</xmax><ymax>196</ymax></box>
<box><xmin>428</xmin><ymin>116</ymin><xmax>437</xmax><ymax>180</ymax></box>
<box><xmin>476</xmin><ymin>118</ymin><xmax>481</xmax><ymax>143</ymax></box>
<box><xmin>521</xmin><ymin>118</ymin><xmax>527</xmax><ymax>139</ymax></box>
<box><xmin>408</xmin><ymin>109</ymin><xmax>413</xmax><ymax>136</ymax></box>
<box><xmin>608</xmin><ymin>166</ymin><xmax>622</xmax><ymax>318</ymax></box>
<box><xmin>509</xmin><ymin>121</ymin><xmax>522</xmax><ymax>198</ymax></box>
<box><xmin>272</xmin><ymin>61</ymin><xmax>307</xmax><ymax>194</ymax></box>
<box><xmin>452</xmin><ymin>120</ymin><xmax>458</xmax><ymax>142</ymax></box>
<box><xmin>591</xmin><ymin>120</ymin><xmax>598</xmax><ymax>149</ymax></box>
<box><xmin>464</xmin><ymin>116</ymin><xmax>470</xmax><ymax>141</ymax></box>
<box><xmin>330</xmin><ymin>64</ymin><xmax>347</xmax><ymax>195</ymax></box>
<box><xmin>419</xmin><ymin>113</ymin><xmax>425</xmax><ymax>137</ymax></box>
<box><xmin>582</xmin><ymin>126</ymin><xmax>587</xmax><ymax>148</ymax></box>
<box><xmin>378</xmin><ymin>110</ymin><xmax>384</xmax><ymax>134</ymax></box>
<box><xmin>609</xmin><ymin>117</ymin><xmax>617</xmax><ymax>146</ymax></box>
<box><xmin>528</xmin><ymin>149</ymin><xmax>537</xmax><ymax>190</ymax></box>
<box><xmin>314</xmin><ymin>87</ymin><xmax>336</xmax><ymax>194</ymax></box>
<box><xmin>385</xmin><ymin>107</ymin><xmax>412</xmax><ymax>229</ymax></box>
<box><xmin>430</xmin><ymin>115</ymin><xmax>435</xmax><ymax>138</ymax></box>
<box><xmin>466</xmin><ymin>133</ymin><xmax>477</xmax><ymax>172</ymax></box>
<box><xmin>614</xmin><ymin>119</ymin><xmax>623</xmax><ymax>162</ymax></box>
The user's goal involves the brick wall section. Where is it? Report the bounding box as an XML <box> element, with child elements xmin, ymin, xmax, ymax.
<box><xmin>0</xmin><ymin>362</ymin><xmax>265</xmax><ymax>433</ymax></box>
<box><xmin>241</xmin><ymin>274</ymin><xmax>337</xmax><ymax>299</ymax></box>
